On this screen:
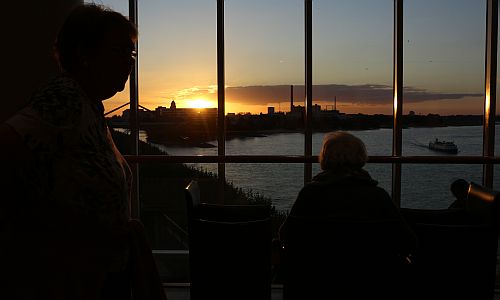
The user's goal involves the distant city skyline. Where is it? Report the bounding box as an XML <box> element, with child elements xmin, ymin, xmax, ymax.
<box><xmin>87</xmin><ymin>0</ymin><xmax>491</xmax><ymax>116</ymax></box>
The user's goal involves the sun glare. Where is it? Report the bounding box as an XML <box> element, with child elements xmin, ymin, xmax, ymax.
<box><xmin>186</xmin><ymin>99</ymin><xmax>214</xmax><ymax>109</ymax></box>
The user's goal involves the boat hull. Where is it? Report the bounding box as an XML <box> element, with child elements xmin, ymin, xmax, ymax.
<box><xmin>428</xmin><ymin>142</ymin><xmax>458</xmax><ymax>154</ymax></box>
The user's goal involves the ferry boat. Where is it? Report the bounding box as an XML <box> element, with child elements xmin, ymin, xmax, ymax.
<box><xmin>428</xmin><ymin>138</ymin><xmax>458</xmax><ymax>154</ymax></box>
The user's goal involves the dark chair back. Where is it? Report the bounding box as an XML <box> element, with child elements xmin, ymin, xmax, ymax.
<box><xmin>184</xmin><ymin>180</ymin><xmax>272</xmax><ymax>300</ymax></box>
<box><xmin>400</xmin><ymin>207</ymin><xmax>470</xmax><ymax>226</ymax></box>
<box><xmin>185</xmin><ymin>179</ymin><xmax>270</xmax><ymax>221</ymax></box>
<box><xmin>409</xmin><ymin>222</ymin><xmax>497</xmax><ymax>300</ymax></box>
<box><xmin>188</xmin><ymin>218</ymin><xmax>271</xmax><ymax>300</ymax></box>
<box><xmin>401</xmin><ymin>183</ymin><xmax>500</xmax><ymax>300</ymax></box>
<box><xmin>281</xmin><ymin>216</ymin><xmax>412</xmax><ymax>300</ymax></box>
<box><xmin>185</xmin><ymin>179</ymin><xmax>201</xmax><ymax>216</ymax></box>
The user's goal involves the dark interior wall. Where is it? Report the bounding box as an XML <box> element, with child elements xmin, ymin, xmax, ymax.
<box><xmin>2</xmin><ymin>0</ymin><xmax>83</xmax><ymax>122</ymax></box>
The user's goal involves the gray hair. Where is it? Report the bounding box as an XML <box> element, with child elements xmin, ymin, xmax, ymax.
<box><xmin>319</xmin><ymin>131</ymin><xmax>368</xmax><ymax>170</ymax></box>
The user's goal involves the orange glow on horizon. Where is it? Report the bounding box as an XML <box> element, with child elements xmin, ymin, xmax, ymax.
<box><xmin>103</xmin><ymin>89</ymin><xmax>486</xmax><ymax>117</ymax></box>
<box><xmin>184</xmin><ymin>99</ymin><xmax>216</xmax><ymax>109</ymax></box>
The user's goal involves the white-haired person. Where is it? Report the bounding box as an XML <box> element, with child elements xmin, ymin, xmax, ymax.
<box><xmin>277</xmin><ymin>131</ymin><xmax>417</xmax><ymax>299</ymax></box>
<box><xmin>279</xmin><ymin>131</ymin><xmax>415</xmax><ymax>238</ymax></box>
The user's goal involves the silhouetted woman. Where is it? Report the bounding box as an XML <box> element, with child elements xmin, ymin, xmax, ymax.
<box><xmin>0</xmin><ymin>4</ymin><xmax>165</xmax><ymax>299</ymax></box>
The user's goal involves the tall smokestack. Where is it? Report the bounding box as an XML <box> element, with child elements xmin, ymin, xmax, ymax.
<box><xmin>334</xmin><ymin>96</ymin><xmax>337</xmax><ymax>111</ymax></box>
<box><xmin>290</xmin><ymin>85</ymin><xmax>294</xmax><ymax>111</ymax></box>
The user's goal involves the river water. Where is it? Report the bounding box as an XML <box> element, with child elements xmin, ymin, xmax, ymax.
<box><xmin>134</xmin><ymin>125</ymin><xmax>500</xmax><ymax>211</ymax></box>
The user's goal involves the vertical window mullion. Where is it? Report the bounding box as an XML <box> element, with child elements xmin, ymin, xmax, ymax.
<box><xmin>129</xmin><ymin>0</ymin><xmax>140</xmax><ymax>218</ymax></box>
<box><xmin>217</xmin><ymin>0</ymin><xmax>226</xmax><ymax>204</ymax></box>
<box><xmin>304</xmin><ymin>0</ymin><xmax>313</xmax><ymax>184</ymax></box>
<box><xmin>483</xmin><ymin>0</ymin><xmax>498</xmax><ymax>188</ymax></box>
<box><xmin>392</xmin><ymin>0</ymin><xmax>403</xmax><ymax>207</ymax></box>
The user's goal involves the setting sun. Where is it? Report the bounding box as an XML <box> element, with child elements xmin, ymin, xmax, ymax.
<box><xmin>186</xmin><ymin>99</ymin><xmax>215</xmax><ymax>109</ymax></box>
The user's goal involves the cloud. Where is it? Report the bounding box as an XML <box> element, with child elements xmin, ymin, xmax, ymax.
<box><xmin>173</xmin><ymin>85</ymin><xmax>218</xmax><ymax>99</ymax></box>
<box><xmin>223</xmin><ymin>84</ymin><xmax>483</xmax><ymax>105</ymax></box>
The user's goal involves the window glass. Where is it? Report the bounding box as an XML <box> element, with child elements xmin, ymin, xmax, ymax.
<box><xmin>137</xmin><ymin>0</ymin><xmax>217</xmax><ymax>154</ymax></box>
<box><xmin>313</xmin><ymin>0</ymin><xmax>393</xmax><ymax>153</ymax></box>
<box><xmin>403</xmin><ymin>0</ymin><xmax>485</xmax><ymax>156</ymax></box>
<box><xmin>401</xmin><ymin>164</ymin><xmax>482</xmax><ymax>209</ymax></box>
<box><xmin>225</xmin><ymin>0</ymin><xmax>304</xmax><ymax>154</ymax></box>
<box><xmin>226</xmin><ymin>163</ymin><xmax>303</xmax><ymax>212</ymax></box>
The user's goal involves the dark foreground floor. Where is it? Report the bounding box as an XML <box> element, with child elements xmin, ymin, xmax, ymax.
<box><xmin>163</xmin><ymin>284</ymin><xmax>500</xmax><ymax>300</ymax></box>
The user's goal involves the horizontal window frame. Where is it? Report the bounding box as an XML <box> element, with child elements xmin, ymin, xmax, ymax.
<box><xmin>125</xmin><ymin>155</ymin><xmax>500</xmax><ymax>165</ymax></box>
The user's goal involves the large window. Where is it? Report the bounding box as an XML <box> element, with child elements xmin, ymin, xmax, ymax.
<box><xmin>90</xmin><ymin>0</ymin><xmax>499</xmax><ymax>283</ymax></box>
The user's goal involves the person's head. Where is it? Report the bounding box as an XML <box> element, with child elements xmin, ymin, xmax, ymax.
<box><xmin>54</xmin><ymin>4</ymin><xmax>138</xmax><ymax>101</ymax></box>
<box><xmin>450</xmin><ymin>178</ymin><xmax>469</xmax><ymax>200</ymax></box>
<box><xmin>319</xmin><ymin>131</ymin><xmax>368</xmax><ymax>171</ymax></box>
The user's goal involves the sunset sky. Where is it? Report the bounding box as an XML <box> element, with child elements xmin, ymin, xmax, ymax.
<box><xmin>88</xmin><ymin>0</ymin><xmax>490</xmax><ymax>116</ymax></box>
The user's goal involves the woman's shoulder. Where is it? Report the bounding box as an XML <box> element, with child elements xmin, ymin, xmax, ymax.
<box><xmin>5</xmin><ymin>75</ymin><xmax>89</xmax><ymax>150</ymax></box>
<box><xmin>29</xmin><ymin>75</ymin><xmax>86</xmax><ymax>127</ymax></box>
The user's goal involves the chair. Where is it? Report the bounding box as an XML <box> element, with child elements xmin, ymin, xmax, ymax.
<box><xmin>184</xmin><ymin>180</ymin><xmax>272</xmax><ymax>300</ymax></box>
<box><xmin>400</xmin><ymin>207</ymin><xmax>469</xmax><ymax>226</ymax></box>
<box><xmin>185</xmin><ymin>179</ymin><xmax>201</xmax><ymax>212</ymax></box>
<box><xmin>185</xmin><ymin>179</ymin><xmax>271</xmax><ymax>221</ymax></box>
<box><xmin>400</xmin><ymin>181</ymin><xmax>500</xmax><ymax>300</ymax></box>
<box><xmin>408</xmin><ymin>222</ymin><xmax>497</xmax><ymax>300</ymax></box>
<box><xmin>280</xmin><ymin>216</ymin><xmax>413</xmax><ymax>300</ymax></box>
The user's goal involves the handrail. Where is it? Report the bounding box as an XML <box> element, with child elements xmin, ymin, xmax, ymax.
<box><xmin>123</xmin><ymin>154</ymin><xmax>500</xmax><ymax>164</ymax></box>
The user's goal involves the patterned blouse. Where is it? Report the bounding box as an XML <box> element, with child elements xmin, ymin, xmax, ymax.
<box><xmin>6</xmin><ymin>75</ymin><xmax>132</xmax><ymax>248</ymax></box>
